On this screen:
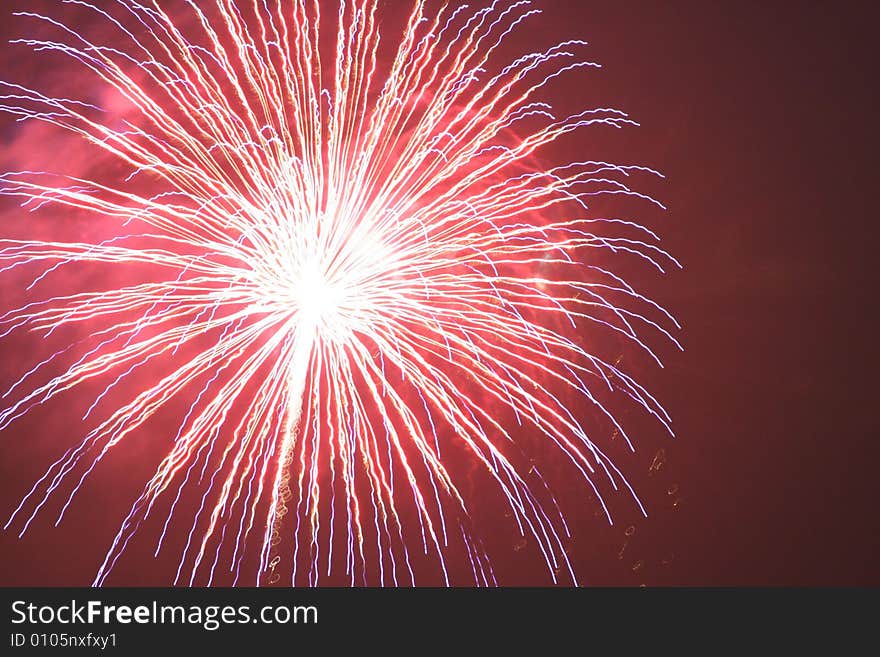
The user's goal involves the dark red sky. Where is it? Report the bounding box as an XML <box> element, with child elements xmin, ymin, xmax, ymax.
<box><xmin>565</xmin><ymin>0</ymin><xmax>879</xmax><ymax>585</ymax></box>
<box><xmin>0</xmin><ymin>0</ymin><xmax>877</xmax><ymax>586</ymax></box>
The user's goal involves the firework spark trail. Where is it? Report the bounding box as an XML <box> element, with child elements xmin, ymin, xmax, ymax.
<box><xmin>0</xmin><ymin>0</ymin><xmax>680</xmax><ymax>586</ymax></box>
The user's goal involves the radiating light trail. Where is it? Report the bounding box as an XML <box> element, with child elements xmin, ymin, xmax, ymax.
<box><xmin>0</xmin><ymin>0</ymin><xmax>680</xmax><ymax>586</ymax></box>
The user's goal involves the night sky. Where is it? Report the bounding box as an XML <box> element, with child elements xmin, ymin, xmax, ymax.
<box><xmin>0</xmin><ymin>1</ymin><xmax>877</xmax><ymax>586</ymax></box>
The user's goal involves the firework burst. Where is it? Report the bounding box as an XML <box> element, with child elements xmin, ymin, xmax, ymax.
<box><xmin>0</xmin><ymin>0</ymin><xmax>680</xmax><ymax>586</ymax></box>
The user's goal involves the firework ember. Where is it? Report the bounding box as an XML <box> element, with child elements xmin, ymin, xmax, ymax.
<box><xmin>0</xmin><ymin>0</ymin><xmax>680</xmax><ymax>586</ymax></box>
